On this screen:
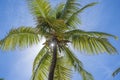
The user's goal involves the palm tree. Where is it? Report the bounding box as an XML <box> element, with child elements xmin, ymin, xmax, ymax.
<box><xmin>0</xmin><ymin>0</ymin><xmax>117</xmax><ymax>80</ymax></box>
<box><xmin>112</xmin><ymin>67</ymin><xmax>120</xmax><ymax>77</ymax></box>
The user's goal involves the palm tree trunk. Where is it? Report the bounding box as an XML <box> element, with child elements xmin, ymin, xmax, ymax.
<box><xmin>48</xmin><ymin>40</ymin><xmax>57</xmax><ymax>80</ymax></box>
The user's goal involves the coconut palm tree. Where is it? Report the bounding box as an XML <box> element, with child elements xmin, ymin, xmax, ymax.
<box><xmin>0</xmin><ymin>0</ymin><xmax>117</xmax><ymax>80</ymax></box>
<box><xmin>112</xmin><ymin>67</ymin><xmax>120</xmax><ymax>77</ymax></box>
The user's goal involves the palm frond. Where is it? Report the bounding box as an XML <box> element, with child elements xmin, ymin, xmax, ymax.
<box><xmin>73</xmin><ymin>36</ymin><xmax>117</xmax><ymax>54</ymax></box>
<box><xmin>36</xmin><ymin>17</ymin><xmax>68</xmax><ymax>36</ymax></box>
<box><xmin>33</xmin><ymin>46</ymin><xmax>48</xmax><ymax>72</ymax></box>
<box><xmin>54</xmin><ymin>57</ymin><xmax>72</xmax><ymax>80</ymax></box>
<box><xmin>37</xmin><ymin>19</ymin><xmax>68</xmax><ymax>36</ymax></box>
<box><xmin>27</xmin><ymin>0</ymin><xmax>51</xmax><ymax>18</ymax></box>
<box><xmin>48</xmin><ymin>19</ymin><xmax>68</xmax><ymax>32</ymax></box>
<box><xmin>36</xmin><ymin>25</ymin><xmax>51</xmax><ymax>38</ymax></box>
<box><xmin>63</xmin><ymin>46</ymin><xmax>83</xmax><ymax>68</ymax></box>
<box><xmin>0</xmin><ymin>40</ymin><xmax>2</xmax><ymax>48</ymax></box>
<box><xmin>55</xmin><ymin>3</ymin><xmax>65</xmax><ymax>19</ymax></box>
<box><xmin>32</xmin><ymin>46</ymin><xmax>51</xmax><ymax>80</ymax></box>
<box><xmin>64</xmin><ymin>29</ymin><xmax>118</xmax><ymax>39</ymax></box>
<box><xmin>66</xmin><ymin>2</ymin><xmax>97</xmax><ymax>28</ymax></box>
<box><xmin>32</xmin><ymin>47</ymin><xmax>72</xmax><ymax>80</ymax></box>
<box><xmin>80</xmin><ymin>69</ymin><xmax>94</xmax><ymax>80</ymax></box>
<box><xmin>60</xmin><ymin>0</ymin><xmax>80</xmax><ymax>20</ymax></box>
<box><xmin>112</xmin><ymin>67</ymin><xmax>120</xmax><ymax>77</ymax></box>
<box><xmin>63</xmin><ymin>46</ymin><xmax>94</xmax><ymax>80</ymax></box>
<box><xmin>64</xmin><ymin>30</ymin><xmax>117</xmax><ymax>54</ymax></box>
<box><xmin>0</xmin><ymin>27</ymin><xmax>39</xmax><ymax>50</ymax></box>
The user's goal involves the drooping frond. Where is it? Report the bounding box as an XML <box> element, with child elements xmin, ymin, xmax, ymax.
<box><xmin>54</xmin><ymin>57</ymin><xmax>72</xmax><ymax>80</ymax></box>
<box><xmin>60</xmin><ymin>0</ymin><xmax>80</xmax><ymax>20</ymax></box>
<box><xmin>112</xmin><ymin>67</ymin><xmax>120</xmax><ymax>77</ymax></box>
<box><xmin>66</xmin><ymin>2</ymin><xmax>97</xmax><ymax>28</ymax></box>
<box><xmin>63</xmin><ymin>46</ymin><xmax>94</xmax><ymax>80</ymax></box>
<box><xmin>33</xmin><ymin>46</ymin><xmax>48</xmax><ymax>72</ymax></box>
<box><xmin>64</xmin><ymin>29</ymin><xmax>118</xmax><ymax>39</ymax></box>
<box><xmin>32</xmin><ymin>46</ymin><xmax>51</xmax><ymax>80</ymax></box>
<box><xmin>63</xmin><ymin>46</ymin><xmax>83</xmax><ymax>68</ymax></box>
<box><xmin>0</xmin><ymin>27</ymin><xmax>39</xmax><ymax>50</ymax></box>
<box><xmin>27</xmin><ymin>0</ymin><xmax>51</xmax><ymax>18</ymax></box>
<box><xmin>64</xmin><ymin>29</ymin><xmax>117</xmax><ymax>54</ymax></box>
<box><xmin>32</xmin><ymin>47</ymin><xmax>72</xmax><ymax>80</ymax></box>
<box><xmin>80</xmin><ymin>69</ymin><xmax>94</xmax><ymax>80</ymax></box>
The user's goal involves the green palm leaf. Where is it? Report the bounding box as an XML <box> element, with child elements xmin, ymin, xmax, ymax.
<box><xmin>73</xmin><ymin>36</ymin><xmax>117</xmax><ymax>54</ymax></box>
<box><xmin>112</xmin><ymin>67</ymin><xmax>120</xmax><ymax>77</ymax></box>
<box><xmin>66</xmin><ymin>2</ymin><xmax>97</xmax><ymax>28</ymax></box>
<box><xmin>32</xmin><ymin>46</ymin><xmax>51</xmax><ymax>80</ymax></box>
<box><xmin>64</xmin><ymin>29</ymin><xmax>117</xmax><ymax>54</ymax></box>
<box><xmin>63</xmin><ymin>46</ymin><xmax>94</xmax><ymax>80</ymax></box>
<box><xmin>64</xmin><ymin>29</ymin><xmax>117</xmax><ymax>39</ymax></box>
<box><xmin>60</xmin><ymin>0</ymin><xmax>80</xmax><ymax>20</ymax></box>
<box><xmin>32</xmin><ymin>46</ymin><xmax>72</xmax><ymax>80</ymax></box>
<box><xmin>33</xmin><ymin>46</ymin><xmax>48</xmax><ymax>72</ymax></box>
<box><xmin>36</xmin><ymin>18</ymin><xmax>68</xmax><ymax>36</ymax></box>
<box><xmin>54</xmin><ymin>57</ymin><xmax>72</xmax><ymax>80</ymax></box>
<box><xmin>47</xmin><ymin>18</ymin><xmax>68</xmax><ymax>32</ymax></box>
<box><xmin>0</xmin><ymin>27</ymin><xmax>39</xmax><ymax>50</ymax></box>
<box><xmin>55</xmin><ymin>3</ymin><xmax>65</xmax><ymax>19</ymax></box>
<box><xmin>27</xmin><ymin>0</ymin><xmax>51</xmax><ymax>18</ymax></box>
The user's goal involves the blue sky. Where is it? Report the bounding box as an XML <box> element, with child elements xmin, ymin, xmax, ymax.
<box><xmin>0</xmin><ymin>0</ymin><xmax>120</xmax><ymax>80</ymax></box>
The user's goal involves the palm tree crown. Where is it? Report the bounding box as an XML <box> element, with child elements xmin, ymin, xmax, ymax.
<box><xmin>0</xmin><ymin>0</ymin><xmax>117</xmax><ymax>80</ymax></box>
